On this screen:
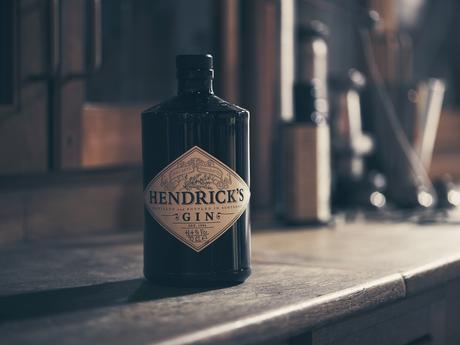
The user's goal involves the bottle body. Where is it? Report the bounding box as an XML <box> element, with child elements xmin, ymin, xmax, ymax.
<box><xmin>142</xmin><ymin>92</ymin><xmax>251</xmax><ymax>286</ymax></box>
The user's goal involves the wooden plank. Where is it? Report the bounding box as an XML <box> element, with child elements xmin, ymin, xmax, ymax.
<box><xmin>0</xmin><ymin>83</ymin><xmax>48</xmax><ymax>175</ymax></box>
<box><xmin>403</xmin><ymin>255</ymin><xmax>460</xmax><ymax>296</ymax></box>
<box><xmin>323</xmin><ymin>310</ymin><xmax>431</xmax><ymax>345</ymax></box>
<box><xmin>0</xmin><ymin>0</ymin><xmax>48</xmax><ymax>175</ymax></box>
<box><xmin>312</xmin><ymin>288</ymin><xmax>444</xmax><ymax>345</ymax></box>
<box><xmin>0</xmin><ymin>259</ymin><xmax>404</xmax><ymax>345</ymax></box>
<box><xmin>0</xmin><ymin>168</ymin><xmax>143</xmax><ymax>245</ymax></box>
<box><xmin>25</xmin><ymin>181</ymin><xmax>142</xmax><ymax>240</ymax></box>
<box><xmin>0</xmin><ymin>233</ymin><xmax>143</xmax><ymax>296</ymax></box>
<box><xmin>53</xmin><ymin>0</ymin><xmax>87</xmax><ymax>169</ymax></box>
<box><xmin>6</xmin><ymin>219</ymin><xmax>460</xmax><ymax>297</ymax></box>
<box><xmin>315</xmin><ymin>307</ymin><xmax>431</xmax><ymax>345</ymax></box>
<box><xmin>253</xmin><ymin>222</ymin><xmax>460</xmax><ymax>296</ymax></box>
<box><xmin>240</xmin><ymin>0</ymin><xmax>278</xmax><ymax>215</ymax></box>
<box><xmin>4</xmin><ymin>223</ymin><xmax>460</xmax><ymax>344</ymax></box>
<box><xmin>81</xmin><ymin>103</ymin><xmax>145</xmax><ymax>168</ymax></box>
<box><xmin>0</xmin><ymin>165</ymin><xmax>142</xmax><ymax>190</ymax></box>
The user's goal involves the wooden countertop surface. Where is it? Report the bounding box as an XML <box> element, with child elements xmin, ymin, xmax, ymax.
<box><xmin>1</xmin><ymin>221</ymin><xmax>460</xmax><ymax>345</ymax></box>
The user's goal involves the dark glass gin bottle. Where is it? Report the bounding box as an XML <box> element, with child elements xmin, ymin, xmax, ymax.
<box><xmin>141</xmin><ymin>54</ymin><xmax>251</xmax><ymax>286</ymax></box>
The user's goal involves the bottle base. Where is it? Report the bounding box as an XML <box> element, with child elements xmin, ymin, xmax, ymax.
<box><xmin>144</xmin><ymin>267</ymin><xmax>251</xmax><ymax>287</ymax></box>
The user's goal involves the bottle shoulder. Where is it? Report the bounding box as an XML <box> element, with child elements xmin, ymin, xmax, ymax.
<box><xmin>142</xmin><ymin>94</ymin><xmax>249</xmax><ymax>117</ymax></box>
<box><xmin>209</xmin><ymin>95</ymin><xmax>249</xmax><ymax>113</ymax></box>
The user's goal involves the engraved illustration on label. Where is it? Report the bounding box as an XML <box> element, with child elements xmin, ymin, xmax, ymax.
<box><xmin>144</xmin><ymin>146</ymin><xmax>250</xmax><ymax>252</ymax></box>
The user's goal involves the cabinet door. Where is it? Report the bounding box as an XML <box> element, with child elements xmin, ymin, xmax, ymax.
<box><xmin>0</xmin><ymin>0</ymin><xmax>49</xmax><ymax>175</ymax></box>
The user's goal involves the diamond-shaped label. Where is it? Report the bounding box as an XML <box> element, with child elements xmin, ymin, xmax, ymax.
<box><xmin>144</xmin><ymin>146</ymin><xmax>250</xmax><ymax>252</ymax></box>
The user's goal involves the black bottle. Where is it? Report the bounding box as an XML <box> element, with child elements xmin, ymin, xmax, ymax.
<box><xmin>141</xmin><ymin>54</ymin><xmax>251</xmax><ymax>286</ymax></box>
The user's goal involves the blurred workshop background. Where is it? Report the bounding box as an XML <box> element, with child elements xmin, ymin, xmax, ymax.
<box><xmin>1</xmin><ymin>0</ymin><xmax>460</xmax><ymax>244</ymax></box>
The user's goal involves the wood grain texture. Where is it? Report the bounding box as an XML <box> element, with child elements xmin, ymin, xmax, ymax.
<box><xmin>0</xmin><ymin>265</ymin><xmax>403</xmax><ymax>345</ymax></box>
<box><xmin>0</xmin><ymin>233</ymin><xmax>143</xmax><ymax>296</ymax></box>
<box><xmin>312</xmin><ymin>288</ymin><xmax>445</xmax><ymax>345</ymax></box>
<box><xmin>25</xmin><ymin>182</ymin><xmax>142</xmax><ymax>240</ymax></box>
<box><xmin>403</xmin><ymin>256</ymin><xmax>460</xmax><ymax>296</ymax></box>
<box><xmin>2</xmin><ymin>222</ymin><xmax>460</xmax><ymax>344</ymax></box>
<box><xmin>0</xmin><ymin>233</ymin><xmax>403</xmax><ymax>345</ymax></box>
<box><xmin>0</xmin><ymin>170</ymin><xmax>143</xmax><ymax>246</ymax></box>
<box><xmin>253</xmin><ymin>222</ymin><xmax>460</xmax><ymax>296</ymax></box>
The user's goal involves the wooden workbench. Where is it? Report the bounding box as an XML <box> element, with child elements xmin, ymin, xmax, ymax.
<box><xmin>1</xmin><ymin>221</ymin><xmax>460</xmax><ymax>345</ymax></box>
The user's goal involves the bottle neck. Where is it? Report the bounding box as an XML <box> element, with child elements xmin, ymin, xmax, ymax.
<box><xmin>177</xmin><ymin>78</ymin><xmax>214</xmax><ymax>96</ymax></box>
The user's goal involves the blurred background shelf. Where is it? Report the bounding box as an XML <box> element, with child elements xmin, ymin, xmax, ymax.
<box><xmin>1</xmin><ymin>1</ymin><xmax>460</xmax><ymax>249</ymax></box>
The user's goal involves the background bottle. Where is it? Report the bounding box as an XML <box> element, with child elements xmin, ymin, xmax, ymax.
<box><xmin>281</xmin><ymin>81</ymin><xmax>331</xmax><ymax>224</ymax></box>
<box><xmin>141</xmin><ymin>54</ymin><xmax>251</xmax><ymax>286</ymax></box>
<box><xmin>280</xmin><ymin>22</ymin><xmax>332</xmax><ymax>224</ymax></box>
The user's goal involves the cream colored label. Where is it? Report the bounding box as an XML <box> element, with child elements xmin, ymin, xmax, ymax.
<box><xmin>144</xmin><ymin>146</ymin><xmax>250</xmax><ymax>252</ymax></box>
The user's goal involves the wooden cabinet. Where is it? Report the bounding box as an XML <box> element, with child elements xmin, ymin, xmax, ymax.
<box><xmin>0</xmin><ymin>0</ymin><xmax>219</xmax><ymax>174</ymax></box>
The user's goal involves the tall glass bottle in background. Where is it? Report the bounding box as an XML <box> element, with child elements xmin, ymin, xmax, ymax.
<box><xmin>142</xmin><ymin>55</ymin><xmax>251</xmax><ymax>286</ymax></box>
<box><xmin>281</xmin><ymin>22</ymin><xmax>331</xmax><ymax>225</ymax></box>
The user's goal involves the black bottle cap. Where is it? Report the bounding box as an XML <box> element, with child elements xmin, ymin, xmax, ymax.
<box><xmin>176</xmin><ymin>54</ymin><xmax>213</xmax><ymax>78</ymax></box>
<box><xmin>176</xmin><ymin>54</ymin><xmax>213</xmax><ymax>70</ymax></box>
